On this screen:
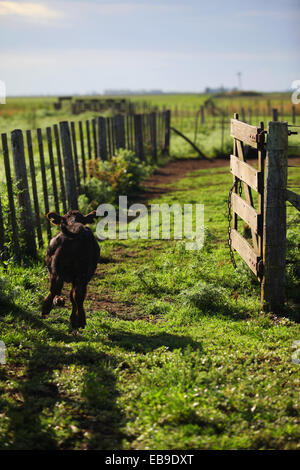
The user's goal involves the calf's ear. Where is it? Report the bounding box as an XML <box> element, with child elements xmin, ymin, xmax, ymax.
<box><xmin>46</xmin><ymin>212</ymin><xmax>62</xmax><ymax>225</ymax></box>
<box><xmin>83</xmin><ymin>210</ymin><xmax>97</xmax><ymax>224</ymax></box>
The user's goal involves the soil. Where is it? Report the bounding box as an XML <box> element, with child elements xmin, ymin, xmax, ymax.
<box><xmin>139</xmin><ymin>157</ymin><xmax>230</xmax><ymax>201</ymax></box>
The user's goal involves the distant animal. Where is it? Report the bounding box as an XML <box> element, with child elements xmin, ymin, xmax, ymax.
<box><xmin>42</xmin><ymin>210</ymin><xmax>99</xmax><ymax>329</ymax></box>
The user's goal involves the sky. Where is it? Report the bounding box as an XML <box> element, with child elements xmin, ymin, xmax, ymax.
<box><xmin>0</xmin><ymin>0</ymin><xmax>299</xmax><ymax>95</ymax></box>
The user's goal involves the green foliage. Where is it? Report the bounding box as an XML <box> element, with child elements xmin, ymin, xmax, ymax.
<box><xmin>79</xmin><ymin>178</ymin><xmax>114</xmax><ymax>212</ymax></box>
<box><xmin>86</xmin><ymin>149</ymin><xmax>153</xmax><ymax>203</ymax></box>
<box><xmin>0</xmin><ymin>182</ymin><xmax>23</xmax><ymax>263</ymax></box>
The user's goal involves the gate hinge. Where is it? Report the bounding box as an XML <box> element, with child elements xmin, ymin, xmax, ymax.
<box><xmin>288</xmin><ymin>130</ymin><xmax>298</xmax><ymax>136</ymax></box>
<box><xmin>257</xmin><ymin>130</ymin><xmax>267</xmax><ymax>146</ymax></box>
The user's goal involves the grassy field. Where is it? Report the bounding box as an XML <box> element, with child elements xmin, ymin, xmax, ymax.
<box><xmin>1</xmin><ymin>92</ymin><xmax>299</xmax><ymax>160</ymax></box>
<box><xmin>0</xmin><ymin>93</ymin><xmax>299</xmax><ymax>450</ymax></box>
<box><xmin>0</xmin><ymin>162</ymin><xmax>299</xmax><ymax>450</ymax></box>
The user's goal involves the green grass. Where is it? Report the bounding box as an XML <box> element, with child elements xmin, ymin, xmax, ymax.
<box><xmin>1</xmin><ymin>93</ymin><xmax>299</xmax><ymax>160</ymax></box>
<box><xmin>0</xmin><ymin>164</ymin><xmax>299</xmax><ymax>450</ymax></box>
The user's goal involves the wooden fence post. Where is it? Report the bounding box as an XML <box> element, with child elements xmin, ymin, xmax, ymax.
<box><xmin>194</xmin><ymin>110</ymin><xmax>199</xmax><ymax>144</ymax></box>
<box><xmin>92</xmin><ymin>118</ymin><xmax>98</xmax><ymax>159</ymax></box>
<box><xmin>0</xmin><ymin>196</ymin><xmax>4</xmax><ymax>256</ymax></box>
<box><xmin>163</xmin><ymin>109</ymin><xmax>171</xmax><ymax>155</ymax></box>
<box><xmin>107</xmin><ymin>117</ymin><xmax>112</xmax><ymax>158</ymax></box>
<box><xmin>70</xmin><ymin>121</ymin><xmax>81</xmax><ymax>192</ymax></box>
<box><xmin>261</xmin><ymin>121</ymin><xmax>288</xmax><ymax>312</ymax></box>
<box><xmin>126</xmin><ymin>115</ymin><xmax>130</xmax><ymax>150</ymax></box>
<box><xmin>134</xmin><ymin>114</ymin><xmax>145</xmax><ymax>161</ymax></box>
<box><xmin>11</xmin><ymin>129</ymin><xmax>37</xmax><ymax>258</ymax></box>
<box><xmin>150</xmin><ymin>112</ymin><xmax>157</xmax><ymax>163</ymax></box>
<box><xmin>111</xmin><ymin>116</ymin><xmax>116</xmax><ymax>156</ymax></box>
<box><xmin>86</xmin><ymin>120</ymin><xmax>92</xmax><ymax>160</ymax></box>
<box><xmin>1</xmin><ymin>133</ymin><xmax>20</xmax><ymax>261</ymax></box>
<box><xmin>130</xmin><ymin>114</ymin><xmax>134</xmax><ymax>151</ymax></box>
<box><xmin>114</xmin><ymin>114</ymin><xmax>125</xmax><ymax>150</ymax></box>
<box><xmin>53</xmin><ymin>124</ymin><xmax>67</xmax><ymax>213</ymax></box>
<box><xmin>46</xmin><ymin>127</ymin><xmax>60</xmax><ymax>213</ymax></box>
<box><xmin>292</xmin><ymin>105</ymin><xmax>296</xmax><ymax>125</ymax></box>
<box><xmin>37</xmin><ymin>128</ymin><xmax>51</xmax><ymax>241</ymax></box>
<box><xmin>26</xmin><ymin>130</ymin><xmax>43</xmax><ymax>248</ymax></box>
<box><xmin>258</xmin><ymin>121</ymin><xmax>265</xmax><ymax>266</ymax></box>
<box><xmin>97</xmin><ymin>117</ymin><xmax>107</xmax><ymax>160</ymax></box>
<box><xmin>59</xmin><ymin>121</ymin><xmax>78</xmax><ymax>210</ymax></box>
<box><xmin>78</xmin><ymin>121</ymin><xmax>87</xmax><ymax>179</ymax></box>
<box><xmin>272</xmin><ymin>108</ymin><xmax>278</xmax><ymax>121</ymax></box>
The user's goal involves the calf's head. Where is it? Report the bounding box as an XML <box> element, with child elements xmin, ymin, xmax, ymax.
<box><xmin>47</xmin><ymin>209</ymin><xmax>97</xmax><ymax>225</ymax></box>
<box><xmin>46</xmin><ymin>210</ymin><xmax>96</xmax><ymax>238</ymax></box>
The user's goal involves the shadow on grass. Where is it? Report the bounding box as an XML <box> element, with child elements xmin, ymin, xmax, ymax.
<box><xmin>5</xmin><ymin>343</ymin><xmax>123</xmax><ymax>450</ymax></box>
<box><xmin>107</xmin><ymin>330</ymin><xmax>203</xmax><ymax>353</ymax></box>
<box><xmin>1</xmin><ymin>301</ymin><xmax>203</xmax><ymax>449</ymax></box>
<box><xmin>0</xmin><ymin>303</ymin><xmax>125</xmax><ymax>450</ymax></box>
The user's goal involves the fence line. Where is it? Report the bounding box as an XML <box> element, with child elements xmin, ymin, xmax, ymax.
<box><xmin>172</xmin><ymin>102</ymin><xmax>299</xmax><ymax>120</ymax></box>
<box><xmin>53</xmin><ymin>96</ymin><xmax>134</xmax><ymax>115</ymax></box>
<box><xmin>0</xmin><ymin>110</ymin><xmax>171</xmax><ymax>260</ymax></box>
<box><xmin>173</xmin><ymin>103</ymin><xmax>299</xmax><ymax>139</ymax></box>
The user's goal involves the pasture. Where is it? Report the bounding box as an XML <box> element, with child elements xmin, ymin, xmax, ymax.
<box><xmin>0</xmin><ymin>93</ymin><xmax>299</xmax><ymax>450</ymax></box>
<box><xmin>1</xmin><ymin>92</ymin><xmax>300</xmax><ymax>159</ymax></box>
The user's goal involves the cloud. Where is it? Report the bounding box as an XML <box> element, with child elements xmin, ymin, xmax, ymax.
<box><xmin>0</xmin><ymin>1</ymin><xmax>62</xmax><ymax>19</ymax></box>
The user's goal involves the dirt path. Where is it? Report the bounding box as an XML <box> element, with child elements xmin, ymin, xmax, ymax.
<box><xmin>140</xmin><ymin>157</ymin><xmax>229</xmax><ymax>200</ymax></box>
<box><xmin>143</xmin><ymin>155</ymin><xmax>300</xmax><ymax>188</ymax></box>
<box><xmin>137</xmin><ymin>155</ymin><xmax>300</xmax><ymax>201</ymax></box>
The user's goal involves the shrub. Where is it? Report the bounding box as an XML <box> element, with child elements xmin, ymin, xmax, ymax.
<box><xmin>80</xmin><ymin>178</ymin><xmax>114</xmax><ymax>211</ymax></box>
<box><xmin>86</xmin><ymin>149</ymin><xmax>152</xmax><ymax>202</ymax></box>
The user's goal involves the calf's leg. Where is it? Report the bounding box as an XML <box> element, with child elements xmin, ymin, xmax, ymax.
<box><xmin>70</xmin><ymin>283</ymin><xmax>87</xmax><ymax>329</ymax></box>
<box><xmin>42</xmin><ymin>276</ymin><xmax>63</xmax><ymax>317</ymax></box>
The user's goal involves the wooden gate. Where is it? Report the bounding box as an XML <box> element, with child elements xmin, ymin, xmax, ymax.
<box><xmin>229</xmin><ymin>113</ymin><xmax>300</xmax><ymax>313</ymax></box>
<box><xmin>229</xmin><ymin>113</ymin><xmax>265</xmax><ymax>279</ymax></box>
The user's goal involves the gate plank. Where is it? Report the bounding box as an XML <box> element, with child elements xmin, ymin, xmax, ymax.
<box><xmin>230</xmin><ymin>154</ymin><xmax>262</xmax><ymax>192</ymax></box>
<box><xmin>231</xmin><ymin>192</ymin><xmax>261</xmax><ymax>233</ymax></box>
<box><xmin>231</xmin><ymin>228</ymin><xmax>259</xmax><ymax>276</ymax></box>
<box><xmin>231</xmin><ymin>118</ymin><xmax>259</xmax><ymax>148</ymax></box>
